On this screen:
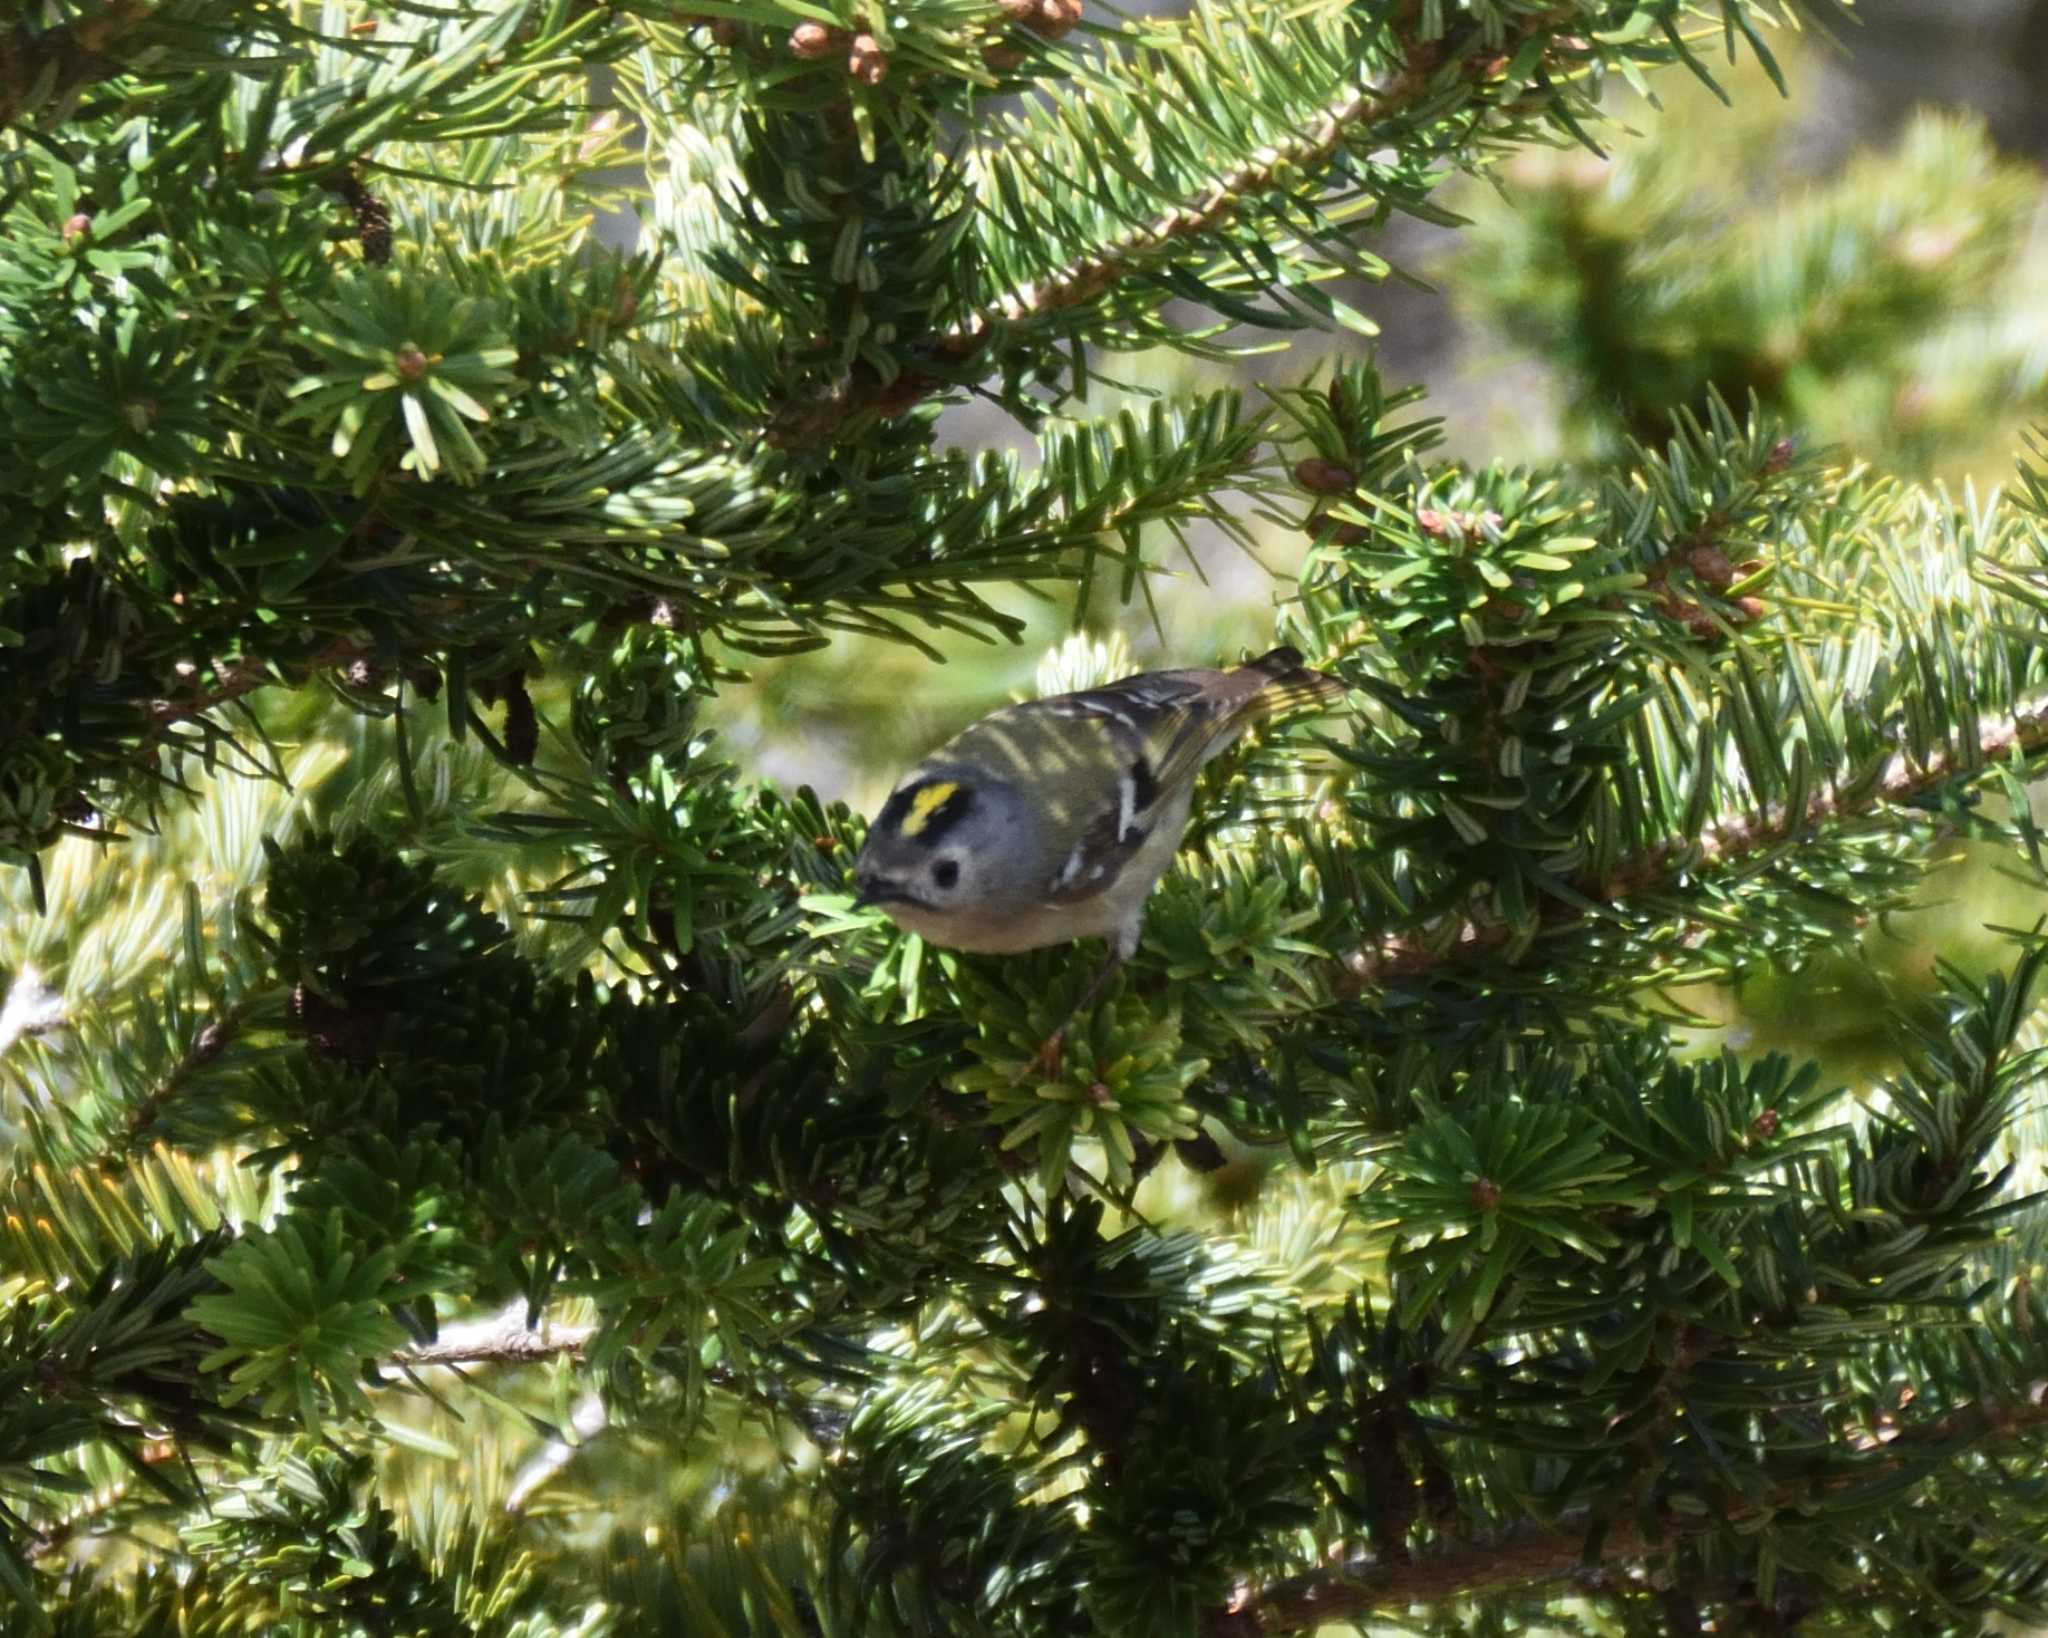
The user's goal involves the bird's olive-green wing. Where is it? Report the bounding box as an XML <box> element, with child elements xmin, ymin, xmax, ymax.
<box><xmin>1039</xmin><ymin>649</ymin><xmax>1339</xmax><ymax>816</ymax></box>
<box><xmin>944</xmin><ymin>649</ymin><xmax>1341</xmax><ymax>906</ymax></box>
<box><xmin>1021</xmin><ymin>664</ymin><xmax>1299</xmax><ymax>904</ymax></box>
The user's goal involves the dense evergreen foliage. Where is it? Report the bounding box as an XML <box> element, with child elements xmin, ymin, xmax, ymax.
<box><xmin>7</xmin><ymin>2</ymin><xmax>2048</xmax><ymax>1633</ymax></box>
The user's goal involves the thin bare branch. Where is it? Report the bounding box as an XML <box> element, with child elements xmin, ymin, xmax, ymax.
<box><xmin>393</xmin><ymin>1314</ymin><xmax>596</xmax><ymax>1370</ymax></box>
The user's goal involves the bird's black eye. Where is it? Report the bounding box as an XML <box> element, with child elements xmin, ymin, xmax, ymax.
<box><xmin>931</xmin><ymin>858</ymin><xmax>960</xmax><ymax>890</ymax></box>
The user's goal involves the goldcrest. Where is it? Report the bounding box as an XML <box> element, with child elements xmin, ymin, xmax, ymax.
<box><xmin>853</xmin><ymin>647</ymin><xmax>1343</xmax><ymax>986</ymax></box>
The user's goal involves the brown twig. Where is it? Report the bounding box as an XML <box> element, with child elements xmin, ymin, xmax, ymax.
<box><xmin>390</xmin><ymin>1317</ymin><xmax>853</xmax><ymax>1447</ymax></box>
<box><xmin>139</xmin><ymin>639</ymin><xmax>373</xmax><ymax>760</ymax></box>
<box><xmin>1198</xmin><ymin>1516</ymin><xmax>1655</xmax><ymax>1636</ymax></box>
<box><xmin>1200</xmin><ymin>1387</ymin><xmax>2048</xmax><ymax>1634</ymax></box>
<box><xmin>143</xmin><ymin>662</ymin><xmax>277</xmax><ymax>734</ymax></box>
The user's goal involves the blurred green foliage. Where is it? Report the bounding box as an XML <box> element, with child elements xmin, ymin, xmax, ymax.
<box><xmin>1450</xmin><ymin>55</ymin><xmax>2048</xmax><ymax>481</ymax></box>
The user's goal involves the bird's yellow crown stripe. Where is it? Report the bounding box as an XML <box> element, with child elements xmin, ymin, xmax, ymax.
<box><xmin>899</xmin><ymin>780</ymin><xmax>960</xmax><ymax>837</ymax></box>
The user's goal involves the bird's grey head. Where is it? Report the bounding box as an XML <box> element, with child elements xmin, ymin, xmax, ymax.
<box><xmin>853</xmin><ymin>772</ymin><xmax>1029</xmax><ymax>916</ymax></box>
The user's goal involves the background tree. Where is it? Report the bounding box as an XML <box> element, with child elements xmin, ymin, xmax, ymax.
<box><xmin>6</xmin><ymin>3</ymin><xmax>2048</xmax><ymax>1635</ymax></box>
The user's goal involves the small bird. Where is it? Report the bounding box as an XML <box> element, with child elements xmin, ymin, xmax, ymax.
<box><xmin>852</xmin><ymin>646</ymin><xmax>1344</xmax><ymax>1063</ymax></box>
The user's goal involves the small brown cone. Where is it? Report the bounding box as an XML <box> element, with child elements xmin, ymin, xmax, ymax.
<box><xmin>1294</xmin><ymin>456</ymin><xmax>1355</xmax><ymax>495</ymax></box>
<box><xmin>847</xmin><ymin>32</ymin><xmax>886</xmax><ymax>83</ymax></box>
<box><xmin>1026</xmin><ymin>0</ymin><xmax>1081</xmax><ymax>36</ymax></box>
<box><xmin>789</xmin><ymin>20</ymin><xmax>839</xmax><ymax>58</ymax></box>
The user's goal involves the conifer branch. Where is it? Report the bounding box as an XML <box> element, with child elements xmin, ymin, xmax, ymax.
<box><xmin>23</xmin><ymin>1439</ymin><xmax>179</xmax><ymax>1562</ymax></box>
<box><xmin>1199</xmin><ymin>1516</ymin><xmax>1655</xmax><ymax>1637</ymax></box>
<box><xmin>145</xmin><ymin>639</ymin><xmax>374</xmax><ymax>740</ymax></box>
<box><xmin>1612</xmin><ymin>690</ymin><xmax>2048</xmax><ymax>893</ymax></box>
<box><xmin>1340</xmin><ymin>689</ymin><xmax>2048</xmax><ymax>988</ymax></box>
<box><xmin>1201</xmin><ymin>1385</ymin><xmax>2048</xmax><ymax>1634</ymax></box>
<box><xmin>391</xmin><ymin>1319</ymin><xmax>853</xmax><ymax>1448</ymax></box>
<box><xmin>964</xmin><ymin>60</ymin><xmax>1437</xmax><ymax>337</ymax></box>
<box><xmin>123</xmin><ymin>996</ymin><xmax>256</xmax><ymax>1149</ymax></box>
<box><xmin>778</xmin><ymin>13</ymin><xmax>1513</xmax><ymax>440</ymax></box>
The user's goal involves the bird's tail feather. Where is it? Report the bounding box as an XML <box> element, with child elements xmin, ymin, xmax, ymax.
<box><xmin>1234</xmin><ymin>646</ymin><xmax>1345</xmax><ymax>717</ymax></box>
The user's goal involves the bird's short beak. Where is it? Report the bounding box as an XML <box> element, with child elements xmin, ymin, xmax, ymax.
<box><xmin>853</xmin><ymin>874</ymin><xmax>911</xmax><ymax>910</ymax></box>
